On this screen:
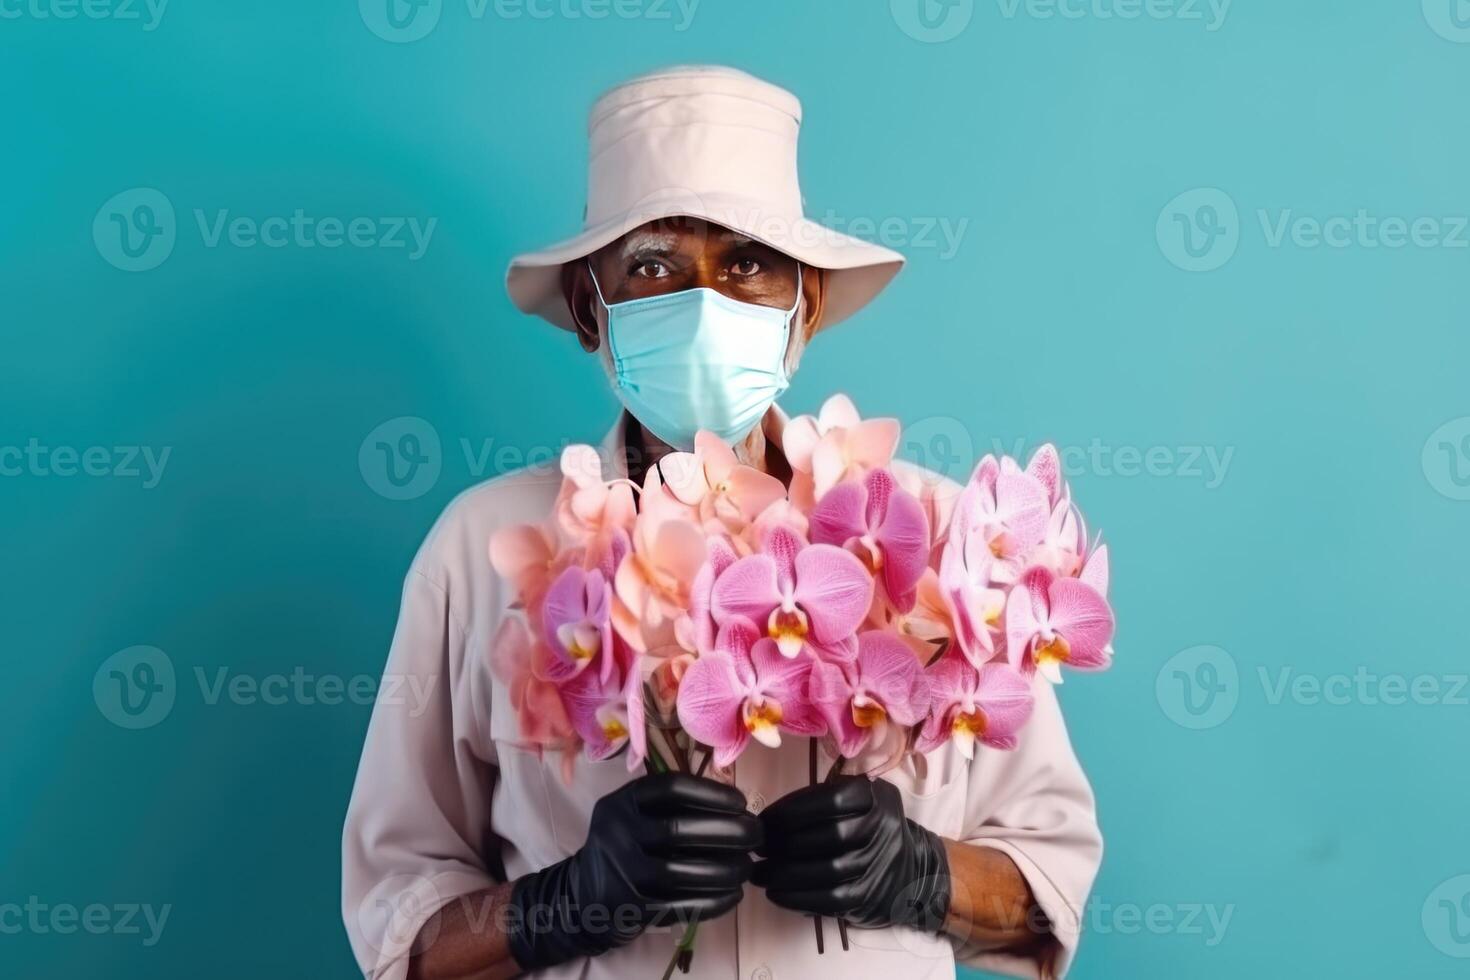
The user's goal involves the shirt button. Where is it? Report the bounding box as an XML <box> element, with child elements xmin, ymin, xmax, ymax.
<box><xmin>751</xmin><ymin>966</ymin><xmax>773</xmax><ymax>980</ymax></box>
<box><xmin>746</xmin><ymin>791</ymin><xmax>765</xmax><ymax>813</ymax></box>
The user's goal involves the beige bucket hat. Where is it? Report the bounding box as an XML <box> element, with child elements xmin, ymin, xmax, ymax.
<box><xmin>505</xmin><ymin>65</ymin><xmax>906</xmax><ymax>332</ymax></box>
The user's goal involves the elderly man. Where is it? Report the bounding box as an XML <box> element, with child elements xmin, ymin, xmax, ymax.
<box><xmin>342</xmin><ymin>65</ymin><xmax>1102</xmax><ymax>980</ymax></box>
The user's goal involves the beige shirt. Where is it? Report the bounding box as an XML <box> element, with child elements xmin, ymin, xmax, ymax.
<box><xmin>341</xmin><ymin>413</ymin><xmax>1103</xmax><ymax>980</ymax></box>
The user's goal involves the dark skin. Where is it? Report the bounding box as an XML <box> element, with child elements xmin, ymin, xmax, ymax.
<box><xmin>405</xmin><ymin>217</ymin><xmax>1053</xmax><ymax>979</ymax></box>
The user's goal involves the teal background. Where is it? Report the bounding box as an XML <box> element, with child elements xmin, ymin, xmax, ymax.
<box><xmin>4</xmin><ymin>1</ymin><xmax>1469</xmax><ymax>976</ymax></box>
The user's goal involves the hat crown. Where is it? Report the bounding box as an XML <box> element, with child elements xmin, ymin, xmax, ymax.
<box><xmin>583</xmin><ymin>65</ymin><xmax>805</xmax><ymax>227</ymax></box>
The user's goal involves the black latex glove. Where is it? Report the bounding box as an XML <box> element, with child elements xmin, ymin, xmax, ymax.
<box><xmin>751</xmin><ymin>775</ymin><xmax>951</xmax><ymax>933</ymax></box>
<box><xmin>507</xmin><ymin>772</ymin><xmax>762</xmax><ymax>971</ymax></box>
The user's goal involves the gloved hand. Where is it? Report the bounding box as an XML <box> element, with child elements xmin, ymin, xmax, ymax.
<box><xmin>507</xmin><ymin>772</ymin><xmax>762</xmax><ymax>971</ymax></box>
<box><xmin>751</xmin><ymin>775</ymin><xmax>951</xmax><ymax>933</ymax></box>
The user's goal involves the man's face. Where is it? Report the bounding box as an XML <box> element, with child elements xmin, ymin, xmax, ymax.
<box><xmin>564</xmin><ymin>216</ymin><xmax>824</xmax><ymax>354</ymax></box>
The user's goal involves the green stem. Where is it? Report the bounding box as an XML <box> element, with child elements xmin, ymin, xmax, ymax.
<box><xmin>660</xmin><ymin>918</ymin><xmax>699</xmax><ymax>980</ymax></box>
<box><xmin>644</xmin><ymin>739</ymin><xmax>670</xmax><ymax>775</ymax></box>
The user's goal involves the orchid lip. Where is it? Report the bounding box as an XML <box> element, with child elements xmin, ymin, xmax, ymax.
<box><xmin>557</xmin><ymin>622</ymin><xmax>599</xmax><ymax>661</ymax></box>
<box><xmin>766</xmin><ymin>606</ymin><xmax>809</xmax><ymax>658</ymax></box>
<box><xmin>743</xmin><ymin>696</ymin><xmax>784</xmax><ymax>747</ymax></box>
<box><xmin>851</xmin><ymin>694</ymin><xmax>887</xmax><ymax>729</ymax></box>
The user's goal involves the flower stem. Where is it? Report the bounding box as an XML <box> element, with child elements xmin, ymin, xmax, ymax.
<box><xmin>660</xmin><ymin>918</ymin><xmax>699</xmax><ymax>980</ymax></box>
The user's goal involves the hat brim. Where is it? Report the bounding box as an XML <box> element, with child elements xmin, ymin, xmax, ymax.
<box><xmin>505</xmin><ymin>191</ymin><xmax>905</xmax><ymax>332</ymax></box>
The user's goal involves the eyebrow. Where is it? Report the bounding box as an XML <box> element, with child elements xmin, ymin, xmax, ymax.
<box><xmin>617</xmin><ymin>231</ymin><xmax>679</xmax><ymax>259</ymax></box>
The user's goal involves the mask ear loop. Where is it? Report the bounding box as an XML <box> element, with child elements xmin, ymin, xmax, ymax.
<box><xmin>586</xmin><ymin>260</ymin><xmax>610</xmax><ymax>310</ymax></box>
<box><xmin>776</xmin><ymin>263</ymin><xmax>803</xmax><ymax>388</ymax></box>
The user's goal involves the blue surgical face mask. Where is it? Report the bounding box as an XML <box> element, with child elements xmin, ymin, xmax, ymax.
<box><xmin>588</xmin><ymin>263</ymin><xmax>800</xmax><ymax>451</ymax></box>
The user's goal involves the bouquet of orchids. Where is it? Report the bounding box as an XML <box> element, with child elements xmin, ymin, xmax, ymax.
<box><xmin>489</xmin><ymin>394</ymin><xmax>1115</xmax><ymax>971</ymax></box>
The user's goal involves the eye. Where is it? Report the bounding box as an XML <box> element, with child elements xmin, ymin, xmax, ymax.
<box><xmin>730</xmin><ymin>258</ymin><xmax>761</xmax><ymax>277</ymax></box>
<box><xmin>632</xmin><ymin>259</ymin><xmax>670</xmax><ymax>279</ymax></box>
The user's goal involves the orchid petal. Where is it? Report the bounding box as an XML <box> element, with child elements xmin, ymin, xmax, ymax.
<box><xmin>793</xmin><ymin>545</ymin><xmax>874</xmax><ymax>645</ymax></box>
<box><xmin>675</xmin><ymin>653</ymin><xmax>749</xmax><ymax>753</ymax></box>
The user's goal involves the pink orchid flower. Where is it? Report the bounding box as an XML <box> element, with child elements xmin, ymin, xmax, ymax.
<box><xmin>916</xmin><ymin>656</ymin><xmax>1034</xmax><ymax>757</ymax></box>
<box><xmin>938</xmin><ymin>473</ymin><xmax>1020</xmax><ymax>667</ymax></box>
<box><xmin>1025</xmin><ymin>444</ymin><xmax>1064</xmax><ymax>508</ymax></box>
<box><xmin>614</xmin><ymin>472</ymin><xmax>707</xmax><ymax>646</ymax></box>
<box><xmin>1005</xmin><ymin>565</ymin><xmax>1115</xmax><ymax>683</ymax></box>
<box><xmin>809</xmin><ymin>468</ymin><xmax>930</xmax><ymax>613</ymax></box>
<box><xmin>660</xmin><ymin>432</ymin><xmax>788</xmax><ymax>534</ymax></box>
<box><xmin>539</xmin><ymin>565</ymin><xmax>613</xmax><ymax>684</ymax></box>
<box><xmin>894</xmin><ymin>464</ymin><xmax>962</xmax><ymax>557</ymax></box>
<box><xmin>683</xmin><ymin>535</ymin><xmax>738</xmax><ymax>655</ymax></box>
<box><xmin>553</xmin><ymin>444</ymin><xmax>637</xmax><ymax>553</ymax></box>
<box><xmin>959</xmin><ymin>455</ymin><xmax>1051</xmax><ymax>582</ymax></box>
<box><xmin>784</xmin><ymin>394</ymin><xmax>901</xmax><ymax>504</ymax></box>
<box><xmin>809</xmin><ymin>630</ymin><xmax>930</xmax><ymax>760</ymax></box>
<box><xmin>1079</xmin><ymin>543</ymin><xmax>1109</xmax><ymax>594</ymax></box>
<box><xmin>711</xmin><ymin>524</ymin><xmax>873</xmax><ymax>659</ymax></box>
<box><xmin>561</xmin><ymin>642</ymin><xmax>646</xmax><ymax>770</ymax></box>
<box><xmin>489</xmin><ymin>521</ymin><xmax>570</xmax><ymax>619</ymax></box>
<box><xmin>868</xmin><ymin>568</ymin><xmax>954</xmax><ymax>659</ymax></box>
<box><xmin>937</xmin><ymin>528</ymin><xmax>1006</xmax><ymax>668</ymax></box>
<box><xmin>675</xmin><ymin>618</ymin><xmax>824</xmax><ymax>768</ymax></box>
<box><xmin>488</xmin><ymin>617</ymin><xmax>574</xmax><ymax>747</ymax></box>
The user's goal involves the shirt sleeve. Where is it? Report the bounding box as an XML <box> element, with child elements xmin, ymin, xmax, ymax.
<box><xmin>951</xmin><ymin>681</ymin><xmax>1103</xmax><ymax>979</ymax></box>
<box><xmin>340</xmin><ymin>558</ymin><xmax>502</xmax><ymax>980</ymax></box>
